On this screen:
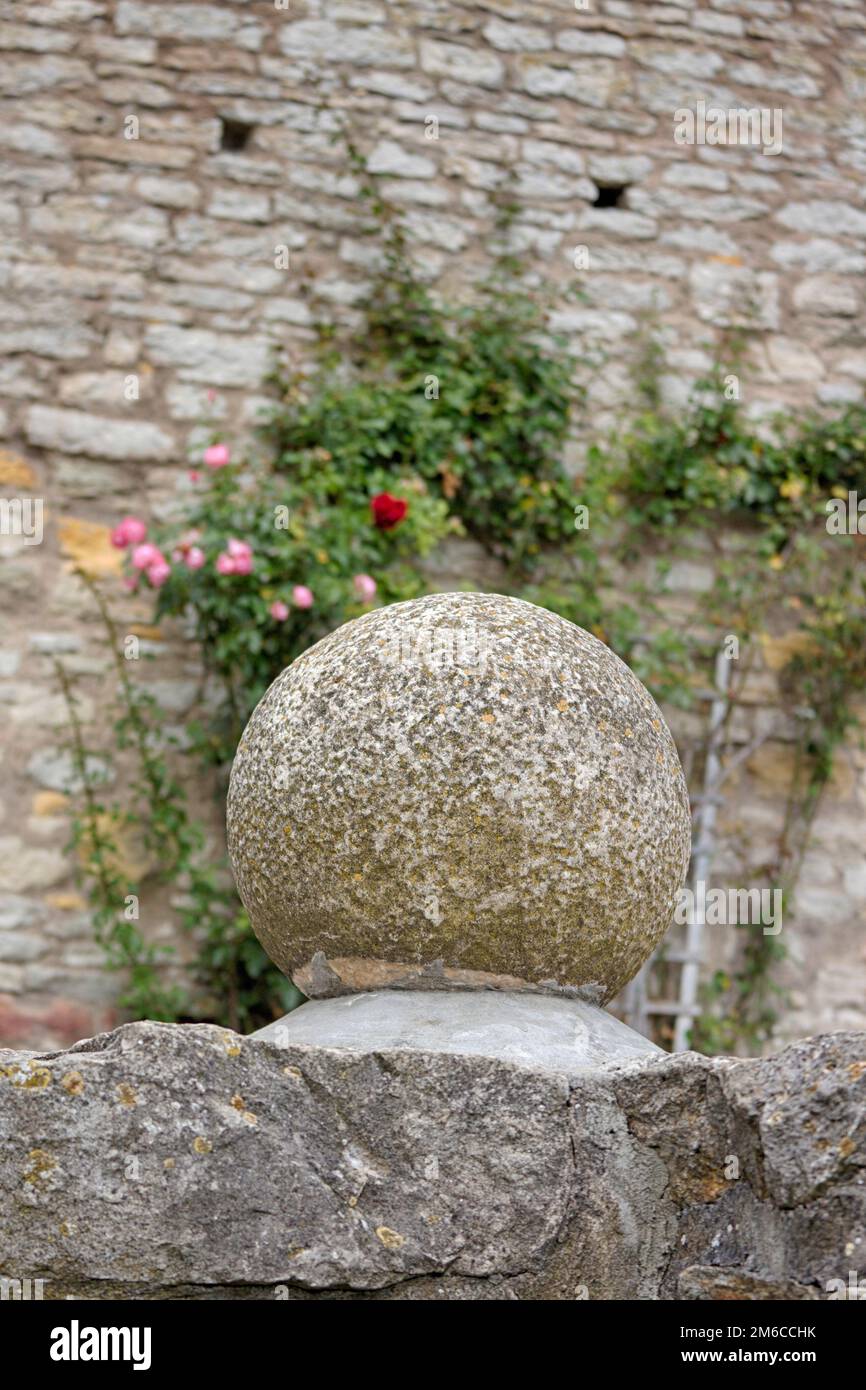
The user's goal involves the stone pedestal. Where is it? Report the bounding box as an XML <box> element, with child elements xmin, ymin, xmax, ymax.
<box><xmin>253</xmin><ymin>989</ymin><xmax>661</xmax><ymax>1077</ymax></box>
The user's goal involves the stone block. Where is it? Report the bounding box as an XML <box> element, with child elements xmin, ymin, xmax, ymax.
<box><xmin>26</xmin><ymin>406</ymin><xmax>174</xmax><ymax>462</ymax></box>
<box><xmin>0</xmin><ymin>1023</ymin><xmax>861</xmax><ymax>1299</ymax></box>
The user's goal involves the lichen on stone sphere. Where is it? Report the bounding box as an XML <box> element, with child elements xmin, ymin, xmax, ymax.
<box><xmin>227</xmin><ymin>592</ymin><xmax>691</xmax><ymax>1003</ymax></box>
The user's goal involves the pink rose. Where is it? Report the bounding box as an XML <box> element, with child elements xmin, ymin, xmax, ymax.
<box><xmin>173</xmin><ymin>531</ymin><xmax>204</xmax><ymax>569</ymax></box>
<box><xmin>270</xmin><ymin>600</ymin><xmax>289</xmax><ymax>621</ymax></box>
<box><xmin>217</xmin><ymin>539</ymin><xmax>254</xmax><ymax>575</ymax></box>
<box><xmin>145</xmin><ymin>558</ymin><xmax>171</xmax><ymax>588</ymax></box>
<box><xmin>131</xmin><ymin>542</ymin><xmax>162</xmax><ymax>571</ymax></box>
<box><xmin>225</xmin><ymin>537</ymin><xmax>253</xmax><ymax>574</ymax></box>
<box><xmin>204</xmin><ymin>443</ymin><xmax>230</xmax><ymax>469</ymax></box>
<box><xmin>188</xmin><ymin>470</ymin><xmax>201</xmax><ymax>484</ymax></box>
<box><xmin>353</xmin><ymin>573</ymin><xmax>377</xmax><ymax>603</ymax></box>
<box><xmin>111</xmin><ymin>515</ymin><xmax>147</xmax><ymax>549</ymax></box>
<box><xmin>292</xmin><ymin>585</ymin><xmax>314</xmax><ymax>609</ymax></box>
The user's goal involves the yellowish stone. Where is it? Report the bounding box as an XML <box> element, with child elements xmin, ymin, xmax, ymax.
<box><xmin>58</xmin><ymin>517</ymin><xmax>123</xmax><ymax>577</ymax></box>
<box><xmin>32</xmin><ymin>791</ymin><xmax>69</xmax><ymax>817</ymax></box>
<box><xmin>0</xmin><ymin>451</ymin><xmax>37</xmax><ymax>489</ymax></box>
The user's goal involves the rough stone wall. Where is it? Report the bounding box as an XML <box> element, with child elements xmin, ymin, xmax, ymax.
<box><xmin>1</xmin><ymin>0</ymin><xmax>865</xmax><ymax>1048</ymax></box>
<box><xmin>1</xmin><ymin>1022</ymin><xmax>863</xmax><ymax>1300</ymax></box>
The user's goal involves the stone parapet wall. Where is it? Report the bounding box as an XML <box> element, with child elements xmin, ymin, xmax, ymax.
<box><xmin>1</xmin><ymin>1021</ymin><xmax>863</xmax><ymax>1299</ymax></box>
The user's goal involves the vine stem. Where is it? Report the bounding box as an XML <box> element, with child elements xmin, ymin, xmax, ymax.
<box><xmin>75</xmin><ymin>566</ymin><xmax>190</xmax><ymax>867</ymax></box>
<box><xmin>53</xmin><ymin>657</ymin><xmax>120</xmax><ymax>928</ymax></box>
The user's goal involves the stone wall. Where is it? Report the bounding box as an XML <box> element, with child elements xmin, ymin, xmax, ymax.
<box><xmin>1</xmin><ymin>0</ymin><xmax>865</xmax><ymax>1049</ymax></box>
<box><xmin>1</xmin><ymin>1020</ymin><xmax>863</xmax><ymax>1299</ymax></box>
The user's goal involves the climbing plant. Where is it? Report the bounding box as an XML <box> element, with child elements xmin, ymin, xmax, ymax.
<box><xmin>57</xmin><ymin>571</ymin><xmax>299</xmax><ymax>1032</ymax></box>
<box><xmin>264</xmin><ymin>157</ymin><xmax>580</xmax><ymax>569</ymax></box>
<box><xmin>61</xmin><ymin>140</ymin><xmax>866</xmax><ymax>1051</ymax></box>
<box><xmin>596</xmin><ymin>354</ymin><xmax>866</xmax><ymax>1052</ymax></box>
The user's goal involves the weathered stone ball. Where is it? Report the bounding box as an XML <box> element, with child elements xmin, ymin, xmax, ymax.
<box><xmin>227</xmin><ymin>592</ymin><xmax>691</xmax><ymax>1002</ymax></box>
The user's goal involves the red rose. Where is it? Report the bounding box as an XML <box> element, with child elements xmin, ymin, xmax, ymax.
<box><xmin>371</xmin><ymin>492</ymin><xmax>408</xmax><ymax>530</ymax></box>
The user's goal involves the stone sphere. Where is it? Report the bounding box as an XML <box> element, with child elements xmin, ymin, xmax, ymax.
<box><xmin>227</xmin><ymin>592</ymin><xmax>690</xmax><ymax>1003</ymax></box>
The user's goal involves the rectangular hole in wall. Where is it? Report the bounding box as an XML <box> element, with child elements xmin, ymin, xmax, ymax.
<box><xmin>220</xmin><ymin>118</ymin><xmax>253</xmax><ymax>152</ymax></box>
<box><xmin>593</xmin><ymin>184</ymin><xmax>628</xmax><ymax>208</ymax></box>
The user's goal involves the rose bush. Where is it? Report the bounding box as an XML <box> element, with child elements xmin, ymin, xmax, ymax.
<box><xmin>112</xmin><ymin>440</ymin><xmax>453</xmax><ymax>764</ymax></box>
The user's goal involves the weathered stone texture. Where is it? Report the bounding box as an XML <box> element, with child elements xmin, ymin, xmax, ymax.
<box><xmin>228</xmin><ymin>594</ymin><xmax>691</xmax><ymax>999</ymax></box>
<box><xmin>0</xmin><ymin>0</ymin><xmax>860</xmax><ymax>453</ymax></box>
<box><xmin>0</xmin><ymin>1022</ymin><xmax>862</xmax><ymax>1299</ymax></box>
